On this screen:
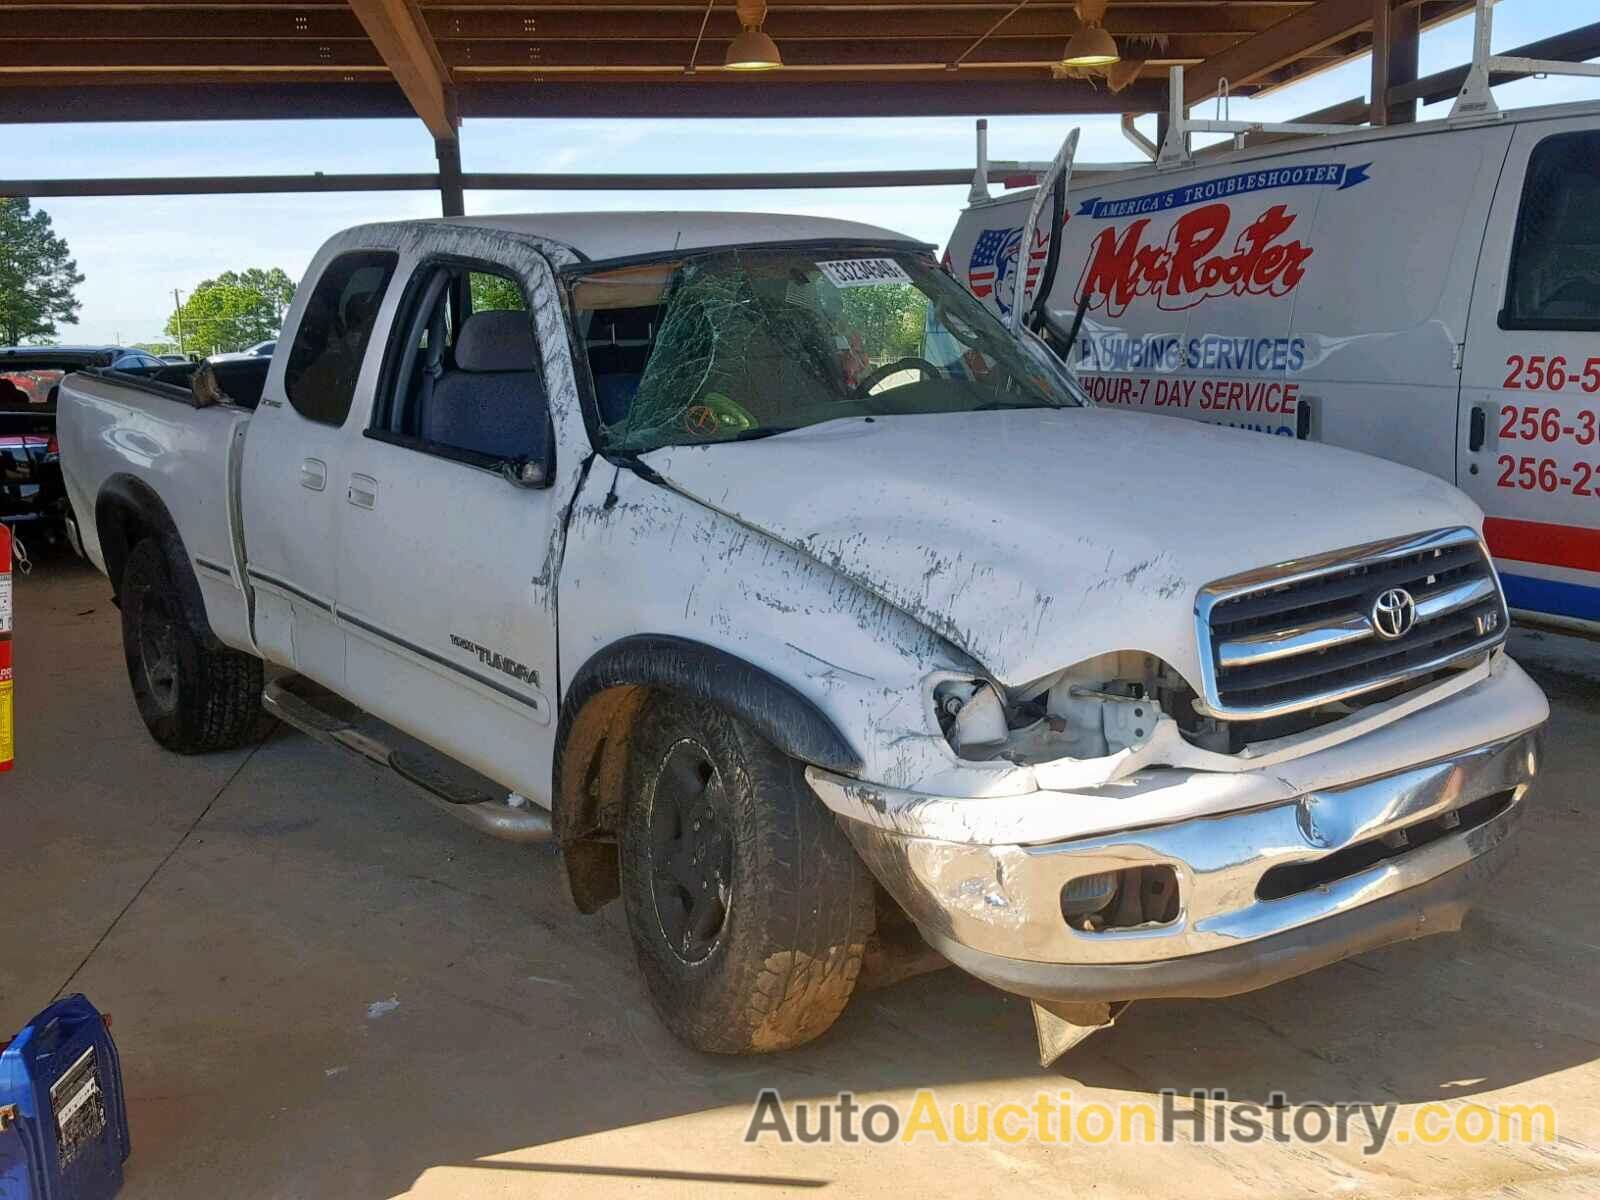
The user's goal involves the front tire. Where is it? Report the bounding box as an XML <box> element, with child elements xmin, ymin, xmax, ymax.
<box><xmin>620</xmin><ymin>694</ymin><xmax>875</xmax><ymax>1054</ymax></box>
<box><xmin>120</xmin><ymin>538</ymin><xmax>263</xmax><ymax>754</ymax></box>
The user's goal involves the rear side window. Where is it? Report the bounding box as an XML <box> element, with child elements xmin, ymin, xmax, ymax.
<box><xmin>285</xmin><ymin>251</ymin><xmax>398</xmax><ymax>425</ymax></box>
<box><xmin>1503</xmin><ymin>132</ymin><xmax>1600</xmax><ymax>330</ymax></box>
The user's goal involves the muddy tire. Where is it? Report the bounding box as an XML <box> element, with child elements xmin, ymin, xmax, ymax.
<box><xmin>620</xmin><ymin>693</ymin><xmax>875</xmax><ymax>1054</ymax></box>
<box><xmin>120</xmin><ymin>538</ymin><xmax>263</xmax><ymax>754</ymax></box>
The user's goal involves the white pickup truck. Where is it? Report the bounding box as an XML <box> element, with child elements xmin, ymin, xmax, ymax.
<box><xmin>59</xmin><ymin>210</ymin><xmax>1548</xmax><ymax>1061</ymax></box>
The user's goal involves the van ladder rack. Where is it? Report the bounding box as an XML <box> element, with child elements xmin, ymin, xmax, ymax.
<box><xmin>966</xmin><ymin>63</ymin><xmax>1367</xmax><ymax>201</ymax></box>
<box><xmin>1453</xmin><ymin>0</ymin><xmax>1600</xmax><ymax>119</ymax></box>
<box><xmin>969</xmin><ymin>4</ymin><xmax>1600</xmax><ymax>199</ymax></box>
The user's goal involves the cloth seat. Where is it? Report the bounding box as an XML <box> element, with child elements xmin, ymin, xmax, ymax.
<box><xmin>423</xmin><ymin>310</ymin><xmax>547</xmax><ymax>460</ymax></box>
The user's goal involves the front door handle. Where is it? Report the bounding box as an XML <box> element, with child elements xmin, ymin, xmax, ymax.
<box><xmin>1468</xmin><ymin>404</ymin><xmax>1487</xmax><ymax>452</ymax></box>
<box><xmin>300</xmin><ymin>458</ymin><xmax>327</xmax><ymax>491</ymax></box>
<box><xmin>347</xmin><ymin>474</ymin><xmax>378</xmax><ymax>510</ymax></box>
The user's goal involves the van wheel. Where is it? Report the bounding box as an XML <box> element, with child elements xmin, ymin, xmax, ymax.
<box><xmin>120</xmin><ymin>538</ymin><xmax>263</xmax><ymax>754</ymax></box>
<box><xmin>620</xmin><ymin>694</ymin><xmax>875</xmax><ymax>1054</ymax></box>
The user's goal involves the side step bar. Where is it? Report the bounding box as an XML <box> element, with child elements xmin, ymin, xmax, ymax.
<box><xmin>262</xmin><ymin>675</ymin><xmax>553</xmax><ymax>844</ymax></box>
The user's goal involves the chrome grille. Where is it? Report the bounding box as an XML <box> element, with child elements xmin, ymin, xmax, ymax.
<box><xmin>1195</xmin><ymin>528</ymin><xmax>1508</xmax><ymax>720</ymax></box>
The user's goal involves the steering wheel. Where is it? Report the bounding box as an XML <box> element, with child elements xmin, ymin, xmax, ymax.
<box><xmin>849</xmin><ymin>356</ymin><xmax>942</xmax><ymax>401</ymax></box>
<box><xmin>681</xmin><ymin>391</ymin><xmax>758</xmax><ymax>438</ymax></box>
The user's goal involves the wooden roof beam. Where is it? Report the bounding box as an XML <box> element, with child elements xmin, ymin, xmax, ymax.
<box><xmin>0</xmin><ymin>5</ymin><xmax>1301</xmax><ymax>42</ymax></box>
<box><xmin>425</xmin><ymin>6</ymin><xmax>1297</xmax><ymax>40</ymax></box>
<box><xmin>1</xmin><ymin>34</ymin><xmax>1239</xmax><ymax>70</ymax></box>
<box><xmin>1182</xmin><ymin>0</ymin><xmax>1380</xmax><ymax>104</ymax></box>
<box><xmin>0</xmin><ymin>75</ymin><xmax>1167</xmax><ymax>122</ymax></box>
<box><xmin>346</xmin><ymin>0</ymin><xmax>457</xmax><ymax>139</ymax></box>
<box><xmin>1237</xmin><ymin>0</ymin><xmax>1465</xmax><ymax>95</ymax></box>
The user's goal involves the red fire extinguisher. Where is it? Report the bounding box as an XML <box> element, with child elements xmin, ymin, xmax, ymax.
<box><xmin>0</xmin><ymin>523</ymin><xmax>12</xmax><ymax>772</ymax></box>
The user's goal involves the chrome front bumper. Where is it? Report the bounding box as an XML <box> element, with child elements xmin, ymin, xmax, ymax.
<box><xmin>812</xmin><ymin>665</ymin><xmax>1546</xmax><ymax>1003</ymax></box>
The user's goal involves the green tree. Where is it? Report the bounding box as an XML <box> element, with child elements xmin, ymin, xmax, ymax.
<box><xmin>840</xmin><ymin>285</ymin><xmax>926</xmax><ymax>362</ymax></box>
<box><xmin>0</xmin><ymin>199</ymin><xmax>85</xmax><ymax>345</ymax></box>
<box><xmin>469</xmin><ymin>272</ymin><xmax>524</xmax><ymax>312</ymax></box>
<box><xmin>166</xmin><ymin>267</ymin><xmax>296</xmax><ymax>354</ymax></box>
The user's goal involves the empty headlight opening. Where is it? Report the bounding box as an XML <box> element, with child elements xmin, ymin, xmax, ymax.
<box><xmin>1061</xmin><ymin>865</ymin><xmax>1181</xmax><ymax>932</ymax></box>
<box><xmin>933</xmin><ymin>652</ymin><xmax>1228</xmax><ymax>764</ymax></box>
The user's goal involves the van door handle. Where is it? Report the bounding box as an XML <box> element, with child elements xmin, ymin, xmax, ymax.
<box><xmin>1468</xmin><ymin>405</ymin><xmax>1487</xmax><ymax>452</ymax></box>
<box><xmin>347</xmin><ymin>474</ymin><xmax>378</xmax><ymax>510</ymax></box>
<box><xmin>300</xmin><ymin>458</ymin><xmax>327</xmax><ymax>491</ymax></box>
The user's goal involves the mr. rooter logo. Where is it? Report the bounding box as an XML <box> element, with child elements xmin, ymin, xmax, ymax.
<box><xmin>1077</xmin><ymin>202</ymin><xmax>1314</xmax><ymax>319</ymax></box>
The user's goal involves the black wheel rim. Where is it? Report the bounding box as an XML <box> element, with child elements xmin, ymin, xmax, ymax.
<box><xmin>649</xmin><ymin>738</ymin><xmax>733</xmax><ymax>964</ymax></box>
<box><xmin>137</xmin><ymin>589</ymin><xmax>180</xmax><ymax>712</ymax></box>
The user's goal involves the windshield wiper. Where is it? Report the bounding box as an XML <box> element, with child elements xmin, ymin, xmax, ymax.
<box><xmin>606</xmin><ymin>448</ymin><xmax>669</xmax><ymax>486</ymax></box>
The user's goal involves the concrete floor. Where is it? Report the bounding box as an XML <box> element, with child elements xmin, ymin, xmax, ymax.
<box><xmin>6</xmin><ymin>549</ymin><xmax>1600</xmax><ymax>1199</ymax></box>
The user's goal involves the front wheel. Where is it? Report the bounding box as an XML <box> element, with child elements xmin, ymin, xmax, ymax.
<box><xmin>620</xmin><ymin>694</ymin><xmax>875</xmax><ymax>1054</ymax></box>
<box><xmin>120</xmin><ymin>538</ymin><xmax>263</xmax><ymax>754</ymax></box>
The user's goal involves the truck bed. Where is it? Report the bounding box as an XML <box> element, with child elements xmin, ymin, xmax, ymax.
<box><xmin>57</xmin><ymin>366</ymin><xmax>257</xmax><ymax>653</ymax></box>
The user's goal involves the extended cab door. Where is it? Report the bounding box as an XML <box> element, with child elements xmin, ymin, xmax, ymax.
<box><xmin>334</xmin><ymin>253</ymin><xmax>562</xmax><ymax>802</ymax></box>
<box><xmin>241</xmin><ymin>250</ymin><xmax>400</xmax><ymax>686</ymax></box>
<box><xmin>1460</xmin><ymin>120</ymin><xmax>1600</xmax><ymax>626</ymax></box>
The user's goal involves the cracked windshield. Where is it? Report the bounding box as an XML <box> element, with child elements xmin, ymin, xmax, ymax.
<box><xmin>572</xmin><ymin>247</ymin><xmax>1083</xmax><ymax>453</ymax></box>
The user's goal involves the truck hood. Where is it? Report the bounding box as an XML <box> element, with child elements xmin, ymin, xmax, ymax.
<box><xmin>641</xmin><ymin>407</ymin><xmax>1481</xmax><ymax>689</ymax></box>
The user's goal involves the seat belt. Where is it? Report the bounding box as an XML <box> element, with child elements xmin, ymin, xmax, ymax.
<box><xmin>413</xmin><ymin>276</ymin><xmax>451</xmax><ymax>434</ymax></box>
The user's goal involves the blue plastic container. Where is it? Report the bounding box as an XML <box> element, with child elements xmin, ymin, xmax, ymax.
<box><xmin>0</xmin><ymin>996</ymin><xmax>129</xmax><ymax>1200</ymax></box>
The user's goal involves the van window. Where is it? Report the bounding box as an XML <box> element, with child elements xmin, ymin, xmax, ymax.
<box><xmin>1503</xmin><ymin>132</ymin><xmax>1600</xmax><ymax>330</ymax></box>
<box><xmin>284</xmin><ymin>250</ymin><xmax>398</xmax><ymax>425</ymax></box>
<box><xmin>372</xmin><ymin>262</ymin><xmax>549</xmax><ymax>468</ymax></box>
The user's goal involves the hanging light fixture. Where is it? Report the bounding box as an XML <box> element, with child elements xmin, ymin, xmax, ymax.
<box><xmin>726</xmin><ymin>0</ymin><xmax>782</xmax><ymax>71</ymax></box>
<box><xmin>1060</xmin><ymin>0</ymin><xmax>1120</xmax><ymax>68</ymax></box>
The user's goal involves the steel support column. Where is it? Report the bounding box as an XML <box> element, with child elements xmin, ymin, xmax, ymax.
<box><xmin>436</xmin><ymin>137</ymin><xmax>464</xmax><ymax>217</ymax></box>
<box><xmin>1372</xmin><ymin>0</ymin><xmax>1421</xmax><ymax>126</ymax></box>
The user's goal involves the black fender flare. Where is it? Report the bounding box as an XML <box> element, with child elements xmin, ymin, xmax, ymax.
<box><xmin>551</xmin><ymin>635</ymin><xmax>862</xmax><ymax>912</ymax></box>
<box><xmin>94</xmin><ymin>474</ymin><xmax>219</xmax><ymax>649</ymax></box>
<box><xmin>561</xmin><ymin>634</ymin><xmax>860</xmax><ymax>774</ymax></box>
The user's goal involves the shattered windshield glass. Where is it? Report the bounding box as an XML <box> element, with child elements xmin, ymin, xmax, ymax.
<box><xmin>570</xmin><ymin>247</ymin><xmax>1084</xmax><ymax>454</ymax></box>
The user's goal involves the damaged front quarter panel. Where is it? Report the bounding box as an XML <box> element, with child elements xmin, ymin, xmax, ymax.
<box><xmin>556</xmin><ymin>463</ymin><xmax>1005</xmax><ymax>795</ymax></box>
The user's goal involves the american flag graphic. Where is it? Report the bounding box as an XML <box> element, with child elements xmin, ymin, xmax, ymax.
<box><xmin>967</xmin><ymin>225</ymin><xmax>1050</xmax><ymax>313</ymax></box>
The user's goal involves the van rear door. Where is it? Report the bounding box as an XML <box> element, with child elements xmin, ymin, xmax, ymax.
<box><xmin>1460</xmin><ymin>119</ymin><xmax>1600</xmax><ymax>626</ymax></box>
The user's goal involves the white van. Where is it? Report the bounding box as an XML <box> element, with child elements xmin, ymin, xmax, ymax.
<box><xmin>947</xmin><ymin>98</ymin><xmax>1600</xmax><ymax>634</ymax></box>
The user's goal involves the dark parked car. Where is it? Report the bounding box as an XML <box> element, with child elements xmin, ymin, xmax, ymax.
<box><xmin>0</xmin><ymin>345</ymin><xmax>162</xmax><ymax>548</ymax></box>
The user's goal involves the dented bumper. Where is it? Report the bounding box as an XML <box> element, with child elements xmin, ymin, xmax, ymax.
<box><xmin>808</xmin><ymin>659</ymin><xmax>1546</xmax><ymax>1003</ymax></box>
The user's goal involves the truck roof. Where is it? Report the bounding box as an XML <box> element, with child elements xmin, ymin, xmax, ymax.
<box><xmin>418</xmin><ymin>211</ymin><xmax>927</xmax><ymax>263</ymax></box>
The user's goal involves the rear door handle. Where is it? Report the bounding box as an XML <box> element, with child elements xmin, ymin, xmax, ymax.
<box><xmin>300</xmin><ymin>458</ymin><xmax>327</xmax><ymax>491</ymax></box>
<box><xmin>347</xmin><ymin>474</ymin><xmax>378</xmax><ymax>510</ymax></box>
<box><xmin>1468</xmin><ymin>404</ymin><xmax>1488</xmax><ymax>452</ymax></box>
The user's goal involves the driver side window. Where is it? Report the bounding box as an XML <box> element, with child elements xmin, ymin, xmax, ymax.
<box><xmin>372</xmin><ymin>262</ymin><xmax>550</xmax><ymax>469</ymax></box>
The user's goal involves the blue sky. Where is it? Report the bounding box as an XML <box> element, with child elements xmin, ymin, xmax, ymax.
<box><xmin>11</xmin><ymin>0</ymin><xmax>1598</xmax><ymax>345</ymax></box>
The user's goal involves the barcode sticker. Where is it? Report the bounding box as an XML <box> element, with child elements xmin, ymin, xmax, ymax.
<box><xmin>815</xmin><ymin>258</ymin><xmax>913</xmax><ymax>289</ymax></box>
<box><xmin>0</xmin><ymin>573</ymin><xmax>10</xmax><ymax>633</ymax></box>
<box><xmin>51</xmin><ymin>1046</ymin><xmax>106</xmax><ymax>1168</ymax></box>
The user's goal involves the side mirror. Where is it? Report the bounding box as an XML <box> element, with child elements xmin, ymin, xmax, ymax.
<box><xmin>501</xmin><ymin>434</ymin><xmax>555</xmax><ymax>490</ymax></box>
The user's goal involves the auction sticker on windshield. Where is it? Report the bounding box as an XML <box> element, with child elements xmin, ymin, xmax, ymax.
<box><xmin>816</xmin><ymin>258</ymin><xmax>912</xmax><ymax>288</ymax></box>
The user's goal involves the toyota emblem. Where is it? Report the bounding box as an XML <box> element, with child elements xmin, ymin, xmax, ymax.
<box><xmin>1371</xmin><ymin>588</ymin><xmax>1417</xmax><ymax>640</ymax></box>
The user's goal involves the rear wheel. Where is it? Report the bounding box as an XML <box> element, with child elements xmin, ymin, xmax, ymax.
<box><xmin>620</xmin><ymin>694</ymin><xmax>875</xmax><ymax>1054</ymax></box>
<box><xmin>120</xmin><ymin>538</ymin><xmax>263</xmax><ymax>754</ymax></box>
